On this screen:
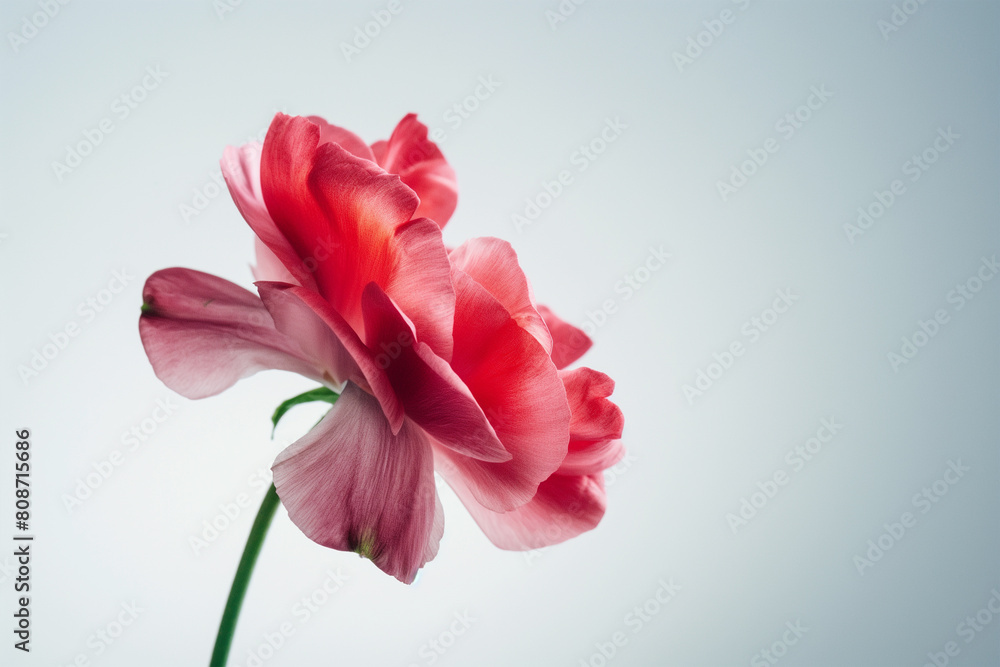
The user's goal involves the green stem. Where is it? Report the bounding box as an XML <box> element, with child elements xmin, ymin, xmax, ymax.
<box><xmin>209</xmin><ymin>483</ymin><xmax>281</xmax><ymax>667</ymax></box>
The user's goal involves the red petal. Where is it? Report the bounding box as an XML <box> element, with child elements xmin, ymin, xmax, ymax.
<box><xmin>272</xmin><ymin>382</ymin><xmax>440</xmax><ymax>584</ymax></box>
<box><xmin>560</xmin><ymin>439</ymin><xmax>625</xmax><ymax>477</ymax></box>
<box><xmin>361</xmin><ymin>283</ymin><xmax>509</xmax><ymax>463</ymax></box>
<box><xmin>537</xmin><ymin>305</ymin><xmax>592</xmax><ymax>369</ymax></box>
<box><xmin>558</xmin><ymin>368</ymin><xmax>625</xmax><ymax>475</ymax></box>
<box><xmin>138</xmin><ymin>268</ymin><xmax>322</xmax><ymax>399</ymax></box>
<box><xmin>383</xmin><ymin>218</ymin><xmax>455</xmax><ymax>361</ymax></box>
<box><xmin>372</xmin><ymin>114</ymin><xmax>457</xmax><ymax>227</ymax></box>
<box><xmin>306</xmin><ymin>115</ymin><xmax>376</xmax><ymax>162</ymax></box>
<box><xmin>449</xmin><ymin>238</ymin><xmax>552</xmax><ymax>353</ymax></box>
<box><xmin>434</xmin><ymin>270</ymin><xmax>570</xmax><ymax>512</ymax></box>
<box><xmin>562</xmin><ymin>368</ymin><xmax>624</xmax><ymax>442</ymax></box>
<box><xmin>261</xmin><ymin>114</ymin><xmax>455</xmax><ymax>357</ymax></box>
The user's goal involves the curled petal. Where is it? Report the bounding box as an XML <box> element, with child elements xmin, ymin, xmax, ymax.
<box><xmin>361</xmin><ymin>283</ymin><xmax>509</xmax><ymax>463</ymax></box>
<box><xmin>371</xmin><ymin>114</ymin><xmax>457</xmax><ymax>227</ymax></box>
<box><xmin>138</xmin><ymin>268</ymin><xmax>323</xmax><ymax>399</ymax></box>
<box><xmin>562</xmin><ymin>368</ymin><xmax>624</xmax><ymax>443</ymax></box>
<box><xmin>272</xmin><ymin>382</ymin><xmax>440</xmax><ymax>584</ymax></box>
<box><xmin>435</xmin><ymin>270</ymin><xmax>570</xmax><ymax>512</ymax></box>
<box><xmin>306</xmin><ymin>115</ymin><xmax>377</xmax><ymax>162</ymax></box>
<box><xmin>561</xmin><ymin>439</ymin><xmax>625</xmax><ymax>477</ymax></box>
<box><xmin>449</xmin><ymin>238</ymin><xmax>552</xmax><ymax>354</ymax></box>
<box><xmin>261</xmin><ymin>115</ymin><xmax>455</xmax><ymax>357</ymax></box>
<box><xmin>439</xmin><ymin>463</ymin><xmax>607</xmax><ymax>551</ymax></box>
<box><xmin>261</xmin><ymin>114</ymin><xmax>417</xmax><ymax>322</ymax></box>
<box><xmin>537</xmin><ymin>305</ymin><xmax>592</xmax><ymax>369</ymax></box>
<box><xmin>383</xmin><ymin>218</ymin><xmax>456</xmax><ymax>361</ymax></box>
<box><xmin>558</xmin><ymin>368</ymin><xmax>625</xmax><ymax>475</ymax></box>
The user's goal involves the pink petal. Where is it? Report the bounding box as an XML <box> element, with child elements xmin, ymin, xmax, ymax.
<box><xmin>371</xmin><ymin>114</ymin><xmax>457</xmax><ymax>227</ymax></box>
<box><xmin>537</xmin><ymin>304</ymin><xmax>592</xmax><ymax>369</ymax></box>
<box><xmin>306</xmin><ymin>115</ymin><xmax>377</xmax><ymax>162</ymax></box>
<box><xmin>272</xmin><ymin>382</ymin><xmax>440</xmax><ymax>584</ymax></box>
<box><xmin>434</xmin><ymin>270</ymin><xmax>570</xmax><ymax>512</ymax></box>
<box><xmin>562</xmin><ymin>368</ymin><xmax>624</xmax><ymax>443</ymax></box>
<box><xmin>138</xmin><ymin>268</ymin><xmax>323</xmax><ymax>399</ymax></box>
<box><xmin>221</xmin><ymin>143</ymin><xmax>317</xmax><ymax>291</ymax></box>
<box><xmin>256</xmin><ymin>281</ymin><xmax>404</xmax><ymax>434</ymax></box>
<box><xmin>251</xmin><ymin>237</ymin><xmax>299</xmax><ymax>285</ymax></box>
<box><xmin>422</xmin><ymin>492</ymin><xmax>445</xmax><ymax>564</ymax></box>
<box><xmin>361</xmin><ymin>283</ymin><xmax>509</xmax><ymax>463</ymax></box>
<box><xmin>254</xmin><ymin>281</ymin><xmax>360</xmax><ymax>388</ymax></box>
<box><xmin>558</xmin><ymin>368</ymin><xmax>625</xmax><ymax>475</ymax></box>
<box><xmin>560</xmin><ymin>439</ymin><xmax>625</xmax><ymax>477</ymax></box>
<box><xmin>449</xmin><ymin>238</ymin><xmax>552</xmax><ymax>353</ymax></box>
<box><xmin>438</xmin><ymin>462</ymin><xmax>607</xmax><ymax>551</ymax></box>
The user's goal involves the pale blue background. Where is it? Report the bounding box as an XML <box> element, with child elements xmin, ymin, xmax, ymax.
<box><xmin>1</xmin><ymin>1</ymin><xmax>998</xmax><ymax>665</ymax></box>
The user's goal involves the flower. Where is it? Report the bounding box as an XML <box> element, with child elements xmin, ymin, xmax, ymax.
<box><xmin>139</xmin><ymin>113</ymin><xmax>624</xmax><ymax>583</ymax></box>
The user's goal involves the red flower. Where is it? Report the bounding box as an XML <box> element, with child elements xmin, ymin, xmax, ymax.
<box><xmin>140</xmin><ymin>113</ymin><xmax>624</xmax><ymax>582</ymax></box>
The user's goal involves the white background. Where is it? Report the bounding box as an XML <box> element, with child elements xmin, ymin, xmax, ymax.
<box><xmin>1</xmin><ymin>1</ymin><xmax>998</xmax><ymax>665</ymax></box>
